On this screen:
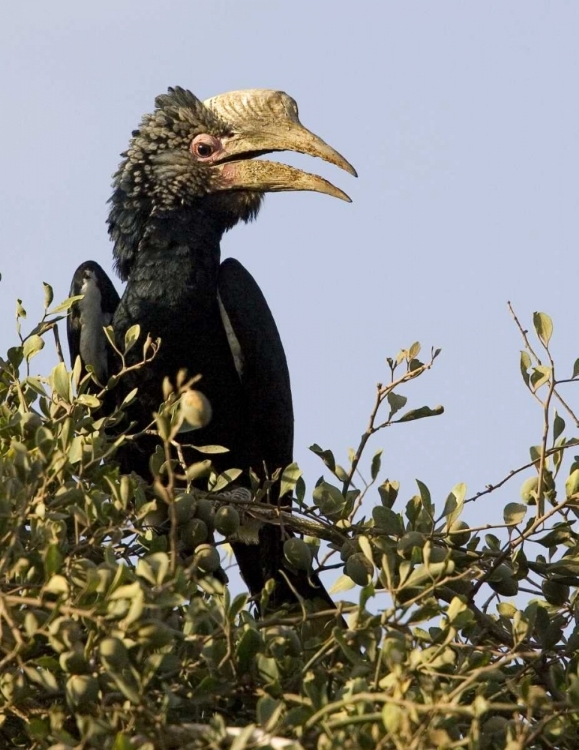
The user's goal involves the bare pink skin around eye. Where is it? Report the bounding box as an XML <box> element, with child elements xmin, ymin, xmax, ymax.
<box><xmin>190</xmin><ymin>133</ymin><xmax>224</xmax><ymax>162</ymax></box>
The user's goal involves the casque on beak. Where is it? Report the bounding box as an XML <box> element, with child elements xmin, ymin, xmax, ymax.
<box><xmin>203</xmin><ymin>89</ymin><xmax>356</xmax><ymax>201</ymax></box>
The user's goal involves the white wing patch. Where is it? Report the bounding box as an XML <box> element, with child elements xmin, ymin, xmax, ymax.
<box><xmin>218</xmin><ymin>294</ymin><xmax>244</xmax><ymax>380</ymax></box>
<box><xmin>79</xmin><ymin>273</ymin><xmax>109</xmax><ymax>382</ymax></box>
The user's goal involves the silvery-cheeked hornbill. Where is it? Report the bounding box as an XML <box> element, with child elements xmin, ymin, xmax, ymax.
<box><xmin>68</xmin><ymin>87</ymin><xmax>356</xmax><ymax>609</ymax></box>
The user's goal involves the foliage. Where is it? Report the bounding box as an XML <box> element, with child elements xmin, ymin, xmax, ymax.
<box><xmin>1</xmin><ymin>287</ymin><xmax>579</xmax><ymax>749</ymax></box>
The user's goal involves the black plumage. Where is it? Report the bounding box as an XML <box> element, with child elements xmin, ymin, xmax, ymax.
<box><xmin>68</xmin><ymin>87</ymin><xmax>355</xmax><ymax>609</ymax></box>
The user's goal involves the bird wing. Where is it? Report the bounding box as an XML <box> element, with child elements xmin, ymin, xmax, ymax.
<box><xmin>218</xmin><ymin>259</ymin><xmax>336</xmax><ymax>612</ymax></box>
<box><xmin>67</xmin><ymin>261</ymin><xmax>121</xmax><ymax>382</ymax></box>
<box><xmin>217</xmin><ymin>257</ymin><xmax>294</xmax><ymax>475</ymax></box>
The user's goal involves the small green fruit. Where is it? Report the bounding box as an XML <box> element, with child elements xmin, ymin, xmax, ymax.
<box><xmin>398</xmin><ymin>531</ymin><xmax>425</xmax><ymax>557</ymax></box>
<box><xmin>178</xmin><ymin>389</ymin><xmax>212</xmax><ymax>431</ymax></box>
<box><xmin>193</xmin><ymin>544</ymin><xmax>221</xmax><ymax>573</ymax></box>
<box><xmin>174</xmin><ymin>493</ymin><xmax>196</xmax><ymax>524</ymax></box>
<box><xmin>346</xmin><ymin>553</ymin><xmax>374</xmax><ymax>586</ymax></box>
<box><xmin>214</xmin><ymin>505</ymin><xmax>241</xmax><ymax>536</ymax></box>
<box><xmin>447</xmin><ymin>520</ymin><xmax>471</xmax><ymax>546</ymax></box>
<box><xmin>542</xmin><ymin>579</ymin><xmax>570</xmax><ymax>606</ymax></box>
<box><xmin>180</xmin><ymin>518</ymin><xmax>208</xmax><ymax>549</ymax></box>
<box><xmin>194</xmin><ymin>499</ymin><xmax>215</xmax><ymax>530</ymax></box>
<box><xmin>340</xmin><ymin>538</ymin><xmax>360</xmax><ymax>561</ymax></box>
<box><xmin>489</xmin><ymin>565</ymin><xmax>519</xmax><ymax>597</ymax></box>
<box><xmin>283</xmin><ymin>538</ymin><xmax>312</xmax><ymax>571</ymax></box>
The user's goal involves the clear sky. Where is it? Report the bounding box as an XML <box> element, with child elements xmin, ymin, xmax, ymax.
<box><xmin>1</xmin><ymin>3</ymin><xmax>578</xmax><ymax>546</ymax></box>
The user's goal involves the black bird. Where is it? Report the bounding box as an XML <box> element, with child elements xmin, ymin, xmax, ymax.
<box><xmin>68</xmin><ymin>87</ymin><xmax>355</xmax><ymax>609</ymax></box>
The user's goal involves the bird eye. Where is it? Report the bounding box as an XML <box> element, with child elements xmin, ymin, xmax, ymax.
<box><xmin>190</xmin><ymin>134</ymin><xmax>222</xmax><ymax>161</ymax></box>
<box><xmin>195</xmin><ymin>142</ymin><xmax>214</xmax><ymax>157</ymax></box>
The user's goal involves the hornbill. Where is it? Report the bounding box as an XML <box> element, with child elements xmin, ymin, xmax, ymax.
<box><xmin>68</xmin><ymin>87</ymin><xmax>356</xmax><ymax>609</ymax></box>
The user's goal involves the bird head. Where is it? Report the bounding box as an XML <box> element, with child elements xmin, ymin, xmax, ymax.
<box><xmin>109</xmin><ymin>87</ymin><xmax>356</xmax><ymax>279</ymax></box>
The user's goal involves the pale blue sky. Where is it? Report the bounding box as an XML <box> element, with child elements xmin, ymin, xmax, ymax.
<box><xmin>2</xmin><ymin>3</ymin><xmax>578</xmax><ymax>542</ymax></box>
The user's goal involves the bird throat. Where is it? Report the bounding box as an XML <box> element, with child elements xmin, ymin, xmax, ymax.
<box><xmin>112</xmin><ymin>210</ymin><xmax>246</xmax><ymax>453</ymax></box>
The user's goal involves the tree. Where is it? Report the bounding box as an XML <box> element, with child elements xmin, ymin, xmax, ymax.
<box><xmin>1</xmin><ymin>285</ymin><xmax>579</xmax><ymax>749</ymax></box>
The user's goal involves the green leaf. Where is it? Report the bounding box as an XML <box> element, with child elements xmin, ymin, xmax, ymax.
<box><xmin>213</xmin><ymin>468</ymin><xmax>242</xmax><ymax>492</ymax></box>
<box><xmin>565</xmin><ymin>469</ymin><xmax>579</xmax><ymax>498</ymax></box>
<box><xmin>23</xmin><ymin>334</ymin><xmax>44</xmax><ymax>362</ymax></box>
<box><xmin>498</xmin><ymin>602</ymin><xmax>517</xmax><ymax>618</ymax></box>
<box><xmin>382</xmin><ymin>703</ymin><xmax>403</xmax><ymax>733</ymax></box>
<box><xmin>228</xmin><ymin>593</ymin><xmax>249</xmax><ymax>622</ymax></box>
<box><xmin>405</xmin><ymin>560</ymin><xmax>454</xmax><ymax>589</ymax></box>
<box><xmin>329</xmin><ymin>574</ymin><xmax>356</xmax><ymax>594</ymax></box>
<box><xmin>124</xmin><ymin>324</ymin><xmax>141</xmax><ymax>354</ymax></box>
<box><xmin>312</xmin><ymin>481</ymin><xmax>345</xmax><ymax>517</ymax></box>
<box><xmin>408</xmin><ymin>358</ymin><xmax>423</xmax><ymax>372</ymax></box>
<box><xmin>530</xmin><ymin>365</ymin><xmax>551</xmax><ymax>391</ymax></box>
<box><xmin>28</xmin><ymin>718</ymin><xmax>49</xmax><ymax>741</ymax></box>
<box><xmin>536</xmin><ymin>524</ymin><xmax>572</xmax><ymax>548</ymax></box>
<box><xmin>120</xmin><ymin>388</ymin><xmax>138</xmax><ymax>407</ymax></box>
<box><xmin>71</xmin><ymin>353</ymin><xmax>82</xmax><ymax>388</ymax></box>
<box><xmin>443</xmin><ymin>482</ymin><xmax>466</xmax><ymax>526</ymax></box>
<box><xmin>416</xmin><ymin>479</ymin><xmax>432</xmax><ymax>510</ymax></box>
<box><xmin>397</xmin><ymin>405</ymin><xmax>444</xmax><ymax>422</ymax></box>
<box><xmin>280</xmin><ymin>462</ymin><xmax>302</xmax><ymax>499</ymax></box>
<box><xmin>553</xmin><ymin>412</ymin><xmax>565</xmax><ymax>442</ymax></box>
<box><xmin>408</xmin><ymin>341</ymin><xmax>421</xmax><ymax>359</ymax></box>
<box><xmin>24</xmin><ymin>376</ymin><xmax>48</xmax><ymax>397</ymax></box>
<box><xmin>387</xmin><ymin>391</ymin><xmax>407</xmax><ymax>419</ymax></box>
<box><xmin>50</xmin><ymin>361</ymin><xmax>71</xmax><ymax>401</ymax></box>
<box><xmin>230</xmin><ymin>726</ymin><xmax>258</xmax><ymax>750</ymax></box>
<box><xmin>77</xmin><ymin>394</ymin><xmax>101</xmax><ymax>409</ymax></box>
<box><xmin>112</xmin><ymin>734</ymin><xmax>134</xmax><ymax>750</ymax></box>
<box><xmin>45</xmin><ymin>544</ymin><xmax>63</xmax><ymax>577</ymax></box>
<box><xmin>358</xmin><ymin>535</ymin><xmax>374</xmax><ymax>563</ymax></box>
<box><xmin>43</xmin><ymin>282</ymin><xmax>54</xmax><ymax>310</ymax></box>
<box><xmin>370</xmin><ymin>449</ymin><xmax>383</xmax><ymax>480</ymax></box>
<box><xmin>256</xmin><ymin>696</ymin><xmax>283</xmax><ymax>731</ymax></box>
<box><xmin>309</xmin><ymin>443</ymin><xmax>336</xmax><ymax>471</ymax></box>
<box><xmin>155</xmin><ymin>413</ymin><xmax>171</xmax><ymax>441</ymax></box>
<box><xmin>372</xmin><ymin>506</ymin><xmax>403</xmax><ymax>535</ymax></box>
<box><xmin>193</xmin><ymin>444</ymin><xmax>230</xmax><ymax>454</ymax></box>
<box><xmin>503</xmin><ymin>502</ymin><xmax>527</xmax><ymax>526</ymax></box>
<box><xmin>378</xmin><ymin>479</ymin><xmax>399</xmax><ymax>509</ymax></box>
<box><xmin>47</xmin><ymin>295</ymin><xmax>83</xmax><ymax>315</ymax></box>
<box><xmin>16</xmin><ymin>299</ymin><xmax>27</xmax><ymax>319</ymax></box>
<box><xmin>103</xmin><ymin>325</ymin><xmax>117</xmax><ymax>351</ymax></box>
<box><xmin>520</xmin><ymin>351</ymin><xmax>531</xmax><ymax>387</ymax></box>
<box><xmin>520</xmin><ymin>476</ymin><xmax>539</xmax><ymax>505</ymax></box>
<box><xmin>107</xmin><ymin>670</ymin><xmax>141</xmax><ymax>705</ymax></box>
<box><xmin>533</xmin><ymin>311</ymin><xmax>553</xmax><ymax>347</ymax></box>
<box><xmin>185</xmin><ymin>460</ymin><xmax>212</xmax><ymax>481</ymax></box>
<box><xmin>236</xmin><ymin>628</ymin><xmax>263</xmax><ymax>674</ymax></box>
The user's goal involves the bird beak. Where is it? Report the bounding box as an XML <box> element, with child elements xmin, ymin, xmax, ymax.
<box><xmin>203</xmin><ymin>89</ymin><xmax>356</xmax><ymax>202</ymax></box>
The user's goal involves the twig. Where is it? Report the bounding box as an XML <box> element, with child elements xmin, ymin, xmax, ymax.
<box><xmin>52</xmin><ymin>322</ymin><xmax>66</xmax><ymax>364</ymax></box>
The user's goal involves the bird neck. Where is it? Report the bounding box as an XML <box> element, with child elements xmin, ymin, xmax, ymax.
<box><xmin>132</xmin><ymin>217</ymin><xmax>224</xmax><ymax>305</ymax></box>
<box><xmin>110</xmin><ymin>195</ymin><xmax>225</xmax><ymax>283</ymax></box>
